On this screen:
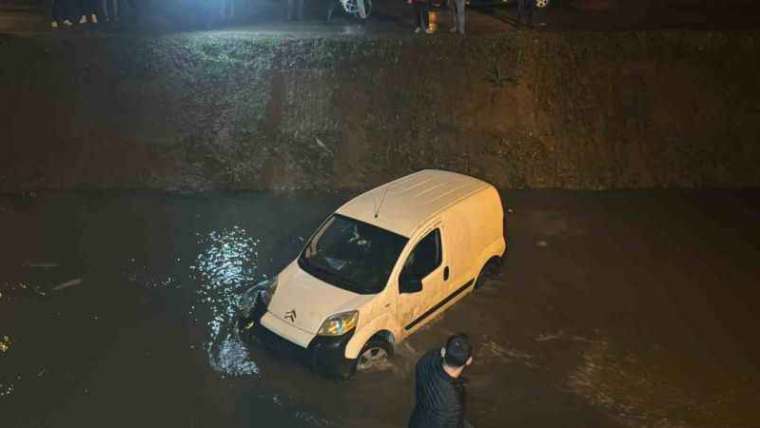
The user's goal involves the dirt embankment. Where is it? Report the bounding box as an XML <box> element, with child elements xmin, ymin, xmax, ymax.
<box><xmin>1</xmin><ymin>31</ymin><xmax>759</xmax><ymax>192</ymax></box>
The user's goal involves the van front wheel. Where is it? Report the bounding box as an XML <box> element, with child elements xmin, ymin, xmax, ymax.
<box><xmin>355</xmin><ymin>337</ymin><xmax>393</xmax><ymax>372</ymax></box>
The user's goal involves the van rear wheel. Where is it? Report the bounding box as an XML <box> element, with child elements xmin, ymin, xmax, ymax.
<box><xmin>355</xmin><ymin>337</ymin><xmax>393</xmax><ymax>372</ymax></box>
<box><xmin>475</xmin><ymin>257</ymin><xmax>501</xmax><ymax>289</ymax></box>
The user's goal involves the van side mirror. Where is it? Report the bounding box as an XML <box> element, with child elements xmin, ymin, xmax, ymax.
<box><xmin>400</xmin><ymin>275</ymin><xmax>423</xmax><ymax>294</ymax></box>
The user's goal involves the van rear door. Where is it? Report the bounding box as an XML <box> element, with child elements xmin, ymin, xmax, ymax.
<box><xmin>442</xmin><ymin>208</ymin><xmax>476</xmax><ymax>297</ymax></box>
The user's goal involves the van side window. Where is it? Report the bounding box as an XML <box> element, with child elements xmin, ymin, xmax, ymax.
<box><xmin>401</xmin><ymin>229</ymin><xmax>442</xmax><ymax>281</ymax></box>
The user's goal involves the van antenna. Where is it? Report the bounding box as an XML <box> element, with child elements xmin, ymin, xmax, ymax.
<box><xmin>374</xmin><ymin>185</ymin><xmax>391</xmax><ymax>218</ymax></box>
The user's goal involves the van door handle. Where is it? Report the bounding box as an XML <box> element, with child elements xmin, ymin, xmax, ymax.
<box><xmin>443</xmin><ymin>266</ymin><xmax>450</xmax><ymax>281</ymax></box>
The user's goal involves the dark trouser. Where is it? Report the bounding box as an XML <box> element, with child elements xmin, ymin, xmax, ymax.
<box><xmin>448</xmin><ymin>0</ymin><xmax>465</xmax><ymax>33</ymax></box>
<box><xmin>517</xmin><ymin>0</ymin><xmax>533</xmax><ymax>24</ymax></box>
<box><xmin>52</xmin><ymin>0</ymin><xmax>69</xmax><ymax>21</ymax></box>
<box><xmin>102</xmin><ymin>0</ymin><xmax>117</xmax><ymax>19</ymax></box>
<box><xmin>286</xmin><ymin>0</ymin><xmax>304</xmax><ymax>20</ymax></box>
<box><xmin>326</xmin><ymin>0</ymin><xmax>337</xmax><ymax>21</ymax></box>
<box><xmin>219</xmin><ymin>0</ymin><xmax>233</xmax><ymax>20</ymax></box>
<box><xmin>413</xmin><ymin>1</ymin><xmax>429</xmax><ymax>29</ymax></box>
<box><xmin>121</xmin><ymin>0</ymin><xmax>140</xmax><ymax>18</ymax></box>
<box><xmin>79</xmin><ymin>0</ymin><xmax>97</xmax><ymax>15</ymax></box>
<box><xmin>104</xmin><ymin>0</ymin><xmax>140</xmax><ymax>20</ymax></box>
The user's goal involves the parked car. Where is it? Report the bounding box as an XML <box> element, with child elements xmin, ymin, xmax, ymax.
<box><xmin>238</xmin><ymin>169</ymin><xmax>506</xmax><ymax>378</ymax></box>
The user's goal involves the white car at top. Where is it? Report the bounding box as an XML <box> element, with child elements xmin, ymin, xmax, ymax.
<box><xmin>239</xmin><ymin>169</ymin><xmax>506</xmax><ymax>378</ymax></box>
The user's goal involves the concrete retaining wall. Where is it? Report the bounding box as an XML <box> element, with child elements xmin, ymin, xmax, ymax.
<box><xmin>1</xmin><ymin>31</ymin><xmax>759</xmax><ymax>192</ymax></box>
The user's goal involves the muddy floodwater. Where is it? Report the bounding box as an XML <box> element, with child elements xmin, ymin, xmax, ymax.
<box><xmin>1</xmin><ymin>191</ymin><xmax>758</xmax><ymax>428</ymax></box>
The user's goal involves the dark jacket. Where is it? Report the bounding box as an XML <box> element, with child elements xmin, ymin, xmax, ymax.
<box><xmin>409</xmin><ymin>349</ymin><xmax>466</xmax><ymax>428</ymax></box>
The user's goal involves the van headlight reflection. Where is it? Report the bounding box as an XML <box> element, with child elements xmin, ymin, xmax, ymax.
<box><xmin>317</xmin><ymin>311</ymin><xmax>359</xmax><ymax>336</ymax></box>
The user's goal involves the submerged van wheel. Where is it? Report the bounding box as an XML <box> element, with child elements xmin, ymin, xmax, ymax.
<box><xmin>475</xmin><ymin>257</ymin><xmax>501</xmax><ymax>289</ymax></box>
<box><xmin>355</xmin><ymin>338</ymin><xmax>393</xmax><ymax>372</ymax></box>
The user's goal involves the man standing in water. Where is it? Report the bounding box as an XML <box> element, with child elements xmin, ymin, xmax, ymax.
<box><xmin>409</xmin><ymin>334</ymin><xmax>474</xmax><ymax>428</ymax></box>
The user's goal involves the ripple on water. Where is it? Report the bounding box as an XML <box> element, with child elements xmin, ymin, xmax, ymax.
<box><xmin>0</xmin><ymin>381</ymin><xmax>14</xmax><ymax>399</ymax></box>
<box><xmin>566</xmin><ymin>337</ymin><xmax>760</xmax><ymax>428</ymax></box>
<box><xmin>190</xmin><ymin>226</ymin><xmax>261</xmax><ymax>378</ymax></box>
<box><xmin>294</xmin><ymin>410</ymin><xmax>330</xmax><ymax>428</ymax></box>
<box><xmin>208</xmin><ymin>333</ymin><xmax>259</xmax><ymax>377</ymax></box>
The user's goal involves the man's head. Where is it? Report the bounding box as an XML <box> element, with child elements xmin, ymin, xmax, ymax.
<box><xmin>441</xmin><ymin>334</ymin><xmax>473</xmax><ymax>377</ymax></box>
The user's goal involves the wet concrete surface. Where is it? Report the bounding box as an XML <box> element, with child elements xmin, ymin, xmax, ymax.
<box><xmin>1</xmin><ymin>190</ymin><xmax>759</xmax><ymax>427</ymax></box>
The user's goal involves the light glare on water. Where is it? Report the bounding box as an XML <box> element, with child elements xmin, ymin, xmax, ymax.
<box><xmin>190</xmin><ymin>226</ymin><xmax>261</xmax><ymax>377</ymax></box>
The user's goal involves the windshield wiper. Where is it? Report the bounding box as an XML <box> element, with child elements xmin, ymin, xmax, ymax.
<box><xmin>301</xmin><ymin>255</ymin><xmax>359</xmax><ymax>292</ymax></box>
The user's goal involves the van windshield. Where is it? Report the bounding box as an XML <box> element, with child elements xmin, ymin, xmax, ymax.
<box><xmin>298</xmin><ymin>214</ymin><xmax>408</xmax><ymax>295</ymax></box>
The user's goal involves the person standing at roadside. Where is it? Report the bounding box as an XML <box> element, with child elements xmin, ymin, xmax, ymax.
<box><xmin>77</xmin><ymin>0</ymin><xmax>99</xmax><ymax>24</ymax></box>
<box><xmin>517</xmin><ymin>0</ymin><xmax>534</xmax><ymax>26</ymax></box>
<box><xmin>101</xmin><ymin>0</ymin><xmax>118</xmax><ymax>23</ymax></box>
<box><xmin>409</xmin><ymin>334</ymin><xmax>475</xmax><ymax>428</ymax></box>
<box><xmin>222</xmin><ymin>0</ymin><xmax>235</xmax><ymax>22</ymax></box>
<box><xmin>125</xmin><ymin>0</ymin><xmax>143</xmax><ymax>24</ymax></box>
<box><xmin>286</xmin><ymin>0</ymin><xmax>304</xmax><ymax>21</ymax></box>
<box><xmin>408</xmin><ymin>0</ymin><xmax>432</xmax><ymax>34</ymax></box>
<box><xmin>448</xmin><ymin>0</ymin><xmax>465</xmax><ymax>34</ymax></box>
<box><xmin>51</xmin><ymin>0</ymin><xmax>73</xmax><ymax>28</ymax></box>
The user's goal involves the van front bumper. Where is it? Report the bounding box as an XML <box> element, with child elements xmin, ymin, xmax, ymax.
<box><xmin>239</xmin><ymin>299</ymin><xmax>356</xmax><ymax>378</ymax></box>
<box><xmin>307</xmin><ymin>331</ymin><xmax>356</xmax><ymax>378</ymax></box>
<box><xmin>260</xmin><ymin>312</ymin><xmax>314</xmax><ymax>348</ymax></box>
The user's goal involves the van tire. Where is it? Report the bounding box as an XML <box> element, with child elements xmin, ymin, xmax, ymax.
<box><xmin>474</xmin><ymin>257</ymin><xmax>501</xmax><ymax>289</ymax></box>
<box><xmin>354</xmin><ymin>337</ymin><xmax>394</xmax><ymax>373</ymax></box>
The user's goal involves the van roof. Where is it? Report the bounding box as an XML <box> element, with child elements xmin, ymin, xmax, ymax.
<box><xmin>336</xmin><ymin>169</ymin><xmax>491</xmax><ymax>238</ymax></box>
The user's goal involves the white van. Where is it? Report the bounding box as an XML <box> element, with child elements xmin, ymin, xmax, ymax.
<box><xmin>238</xmin><ymin>170</ymin><xmax>506</xmax><ymax>377</ymax></box>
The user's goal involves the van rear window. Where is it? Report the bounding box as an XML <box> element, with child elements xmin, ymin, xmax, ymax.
<box><xmin>298</xmin><ymin>214</ymin><xmax>408</xmax><ymax>295</ymax></box>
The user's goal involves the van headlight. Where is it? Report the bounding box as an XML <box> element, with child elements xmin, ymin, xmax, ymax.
<box><xmin>317</xmin><ymin>311</ymin><xmax>358</xmax><ymax>336</ymax></box>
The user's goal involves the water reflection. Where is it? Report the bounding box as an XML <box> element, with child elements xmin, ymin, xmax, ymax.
<box><xmin>126</xmin><ymin>257</ymin><xmax>181</xmax><ymax>291</ymax></box>
<box><xmin>0</xmin><ymin>193</ymin><xmax>350</xmax><ymax>426</ymax></box>
<box><xmin>190</xmin><ymin>226</ymin><xmax>260</xmax><ymax>377</ymax></box>
<box><xmin>0</xmin><ymin>381</ymin><xmax>15</xmax><ymax>398</ymax></box>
